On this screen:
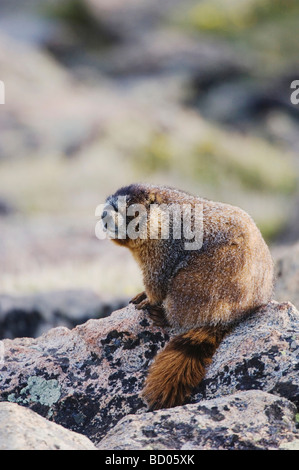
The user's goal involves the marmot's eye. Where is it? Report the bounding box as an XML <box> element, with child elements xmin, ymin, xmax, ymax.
<box><xmin>148</xmin><ymin>194</ymin><xmax>156</xmax><ymax>205</ymax></box>
<box><xmin>149</xmin><ymin>199</ymin><xmax>156</xmax><ymax>206</ymax></box>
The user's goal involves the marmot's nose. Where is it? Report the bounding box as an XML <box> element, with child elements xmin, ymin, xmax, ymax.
<box><xmin>101</xmin><ymin>210</ymin><xmax>107</xmax><ymax>230</ymax></box>
<box><xmin>101</xmin><ymin>211</ymin><xmax>108</xmax><ymax>230</ymax></box>
<box><xmin>101</xmin><ymin>210</ymin><xmax>108</xmax><ymax>220</ymax></box>
<box><xmin>101</xmin><ymin>206</ymin><xmax>118</xmax><ymax>233</ymax></box>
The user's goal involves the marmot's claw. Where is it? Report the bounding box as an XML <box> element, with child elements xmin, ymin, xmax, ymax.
<box><xmin>135</xmin><ymin>298</ymin><xmax>150</xmax><ymax>310</ymax></box>
<box><xmin>130</xmin><ymin>291</ymin><xmax>147</xmax><ymax>305</ymax></box>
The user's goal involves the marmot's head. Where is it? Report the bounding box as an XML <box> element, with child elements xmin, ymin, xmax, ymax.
<box><xmin>101</xmin><ymin>183</ymin><xmax>198</xmax><ymax>250</ymax></box>
<box><xmin>101</xmin><ymin>184</ymin><xmax>162</xmax><ymax>248</ymax></box>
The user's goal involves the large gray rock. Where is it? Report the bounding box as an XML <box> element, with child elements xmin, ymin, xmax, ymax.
<box><xmin>0</xmin><ymin>32</ymin><xmax>120</xmax><ymax>160</ymax></box>
<box><xmin>84</xmin><ymin>0</ymin><xmax>185</xmax><ymax>41</ymax></box>
<box><xmin>0</xmin><ymin>301</ymin><xmax>298</xmax><ymax>447</ymax></box>
<box><xmin>274</xmin><ymin>242</ymin><xmax>299</xmax><ymax>310</ymax></box>
<box><xmin>98</xmin><ymin>390</ymin><xmax>299</xmax><ymax>450</ymax></box>
<box><xmin>97</xmin><ymin>29</ymin><xmax>248</xmax><ymax>80</ymax></box>
<box><xmin>0</xmin><ymin>401</ymin><xmax>96</xmax><ymax>450</ymax></box>
<box><xmin>192</xmin><ymin>301</ymin><xmax>299</xmax><ymax>408</ymax></box>
<box><xmin>0</xmin><ymin>304</ymin><xmax>168</xmax><ymax>444</ymax></box>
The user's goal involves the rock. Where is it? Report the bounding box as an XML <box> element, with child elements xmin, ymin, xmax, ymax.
<box><xmin>192</xmin><ymin>301</ymin><xmax>299</xmax><ymax>408</ymax></box>
<box><xmin>273</xmin><ymin>242</ymin><xmax>299</xmax><ymax>310</ymax></box>
<box><xmin>0</xmin><ymin>304</ymin><xmax>169</xmax><ymax>445</ymax></box>
<box><xmin>0</xmin><ymin>300</ymin><xmax>298</xmax><ymax>448</ymax></box>
<box><xmin>98</xmin><ymin>390</ymin><xmax>298</xmax><ymax>450</ymax></box>
<box><xmin>84</xmin><ymin>0</ymin><xmax>184</xmax><ymax>41</ymax></box>
<box><xmin>0</xmin><ymin>401</ymin><xmax>96</xmax><ymax>450</ymax></box>
<box><xmin>0</xmin><ymin>32</ymin><xmax>121</xmax><ymax>160</ymax></box>
<box><xmin>0</xmin><ymin>289</ymin><xmax>127</xmax><ymax>339</ymax></box>
<box><xmin>97</xmin><ymin>29</ymin><xmax>248</xmax><ymax>80</ymax></box>
<box><xmin>0</xmin><ymin>197</ymin><xmax>16</xmax><ymax>216</ymax></box>
<box><xmin>0</xmin><ymin>10</ymin><xmax>68</xmax><ymax>49</ymax></box>
<box><xmin>279</xmin><ymin>439</ymin><xmax>299</xmax><ymax>450</ymax></box>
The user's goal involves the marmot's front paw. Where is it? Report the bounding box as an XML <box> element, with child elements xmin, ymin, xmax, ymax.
<box><xmin>130</xmin><ymin>294</ymin><xmax>168</xmax><ymax>326</ymax></box>
<box><xmin>129</xmin><ymin>291</ymin><xmax>147</xmax><ymax>306</ymax></box>
<box><xmin>130</xmin><ymin>291</ymin><xmax>153</xmax><ymax>311</ymax></box>
<box><xmin>135</xmin><ymin>298</ymin><xmax>151</xmax><ymax>310</ymax></box>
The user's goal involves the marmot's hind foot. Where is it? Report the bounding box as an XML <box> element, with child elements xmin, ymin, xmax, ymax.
<box><xmin>147</xmin><ymin>305</ymin><xmax>170</xmax><ymax>327</ymax></box>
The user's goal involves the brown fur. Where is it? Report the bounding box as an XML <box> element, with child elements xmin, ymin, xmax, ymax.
<box><xmin>142</xmin><ymin>326</ymin><xmax>227</xmax><ymax>409</ymax></box>
<box><xmin>103</xmin><ymin>184</ymin><xmax>274</xmax><ymax>409</ymax></box>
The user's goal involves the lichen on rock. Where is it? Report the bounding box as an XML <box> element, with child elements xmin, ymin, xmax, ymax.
<box><xmin>8</xmin><ymin>376</ymin><xmax>61</xmax><ymax>409</ymax></box>
<box><xmin>0</xmin><ymin>300</ymin><xmax>298</xmax><ymax>449</ymax></box>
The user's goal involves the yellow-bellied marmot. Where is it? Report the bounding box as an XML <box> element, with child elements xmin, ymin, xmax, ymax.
<box><xmin>101</xmin><ymin>184</ymin><xmax>274</xmax><ymax>409</ymax></box>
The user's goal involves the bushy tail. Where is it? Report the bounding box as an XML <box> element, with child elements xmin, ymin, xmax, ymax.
<box><xmin>141</xmin><ymin>326</ymin><xmax>227</xmax><ymax>410</ymax></box>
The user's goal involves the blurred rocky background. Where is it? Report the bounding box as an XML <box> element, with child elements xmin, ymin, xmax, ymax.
<box><xmin>0</xmin><ymin>0</ymin><xmax>298</xmax><ymax>337</ymax></box>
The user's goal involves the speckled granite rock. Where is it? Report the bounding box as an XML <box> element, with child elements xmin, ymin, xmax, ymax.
<box><xmin>191</xmin><ymin>301</ymin><xmax>299</xmax><ymax>408</ymax></box>
<box><xmin>0</xmin><ymin>401</ymin><xmax>96</xmax><ymax>450</ymax></box>
<box><xmin>0</xmin><ymin>300</ymin><xmax>298</xmax><ymax>447</ymax></box>
<box><xmin>98</xmin><ymin>390</ymin><xmax>299</xmax><ymax>450</ymax></box>
<box><xmin>0</xmin><ymin>304</ymin><xmax>169</xmax><ymax>444</ymax></box>
<box><xmin>274</xmin><ymin>242</ymin><xmax>299</xmax><ymax>310</ymax></box>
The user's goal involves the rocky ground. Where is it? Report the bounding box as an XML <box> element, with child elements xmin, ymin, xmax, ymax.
<box><xmin>0</xmin><ymin>289</ymin><xmax>127</xmax><ymax>339</ymax></box>
<box><xmin>0</xmin><ymin>300</ymin><xmax>298</xmax><ymax>450</ymax></box>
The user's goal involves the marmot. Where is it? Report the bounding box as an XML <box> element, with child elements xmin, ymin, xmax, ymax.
<box><xmin>101</xmin><ymin>184</ymin><xmax>274</xmax><ymax>409</ymax></box>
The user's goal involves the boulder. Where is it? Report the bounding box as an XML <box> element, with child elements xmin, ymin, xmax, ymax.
<box><xmin>0</xmin><ymin>401</ymin><xmax>96</xmax><ymax>450</ymax></box>
<box><xmin>0</xmin><ymin>197</ymin><xmax>16</xmax><ymax>216</ymax></box>
<box><xmin>98</xmin><ymin>390</ymin><xmax>299</xmax><ymax>450</ymax></box>
<box><xmin>97</xmin><ymin>29</ymin><xmax>248</xmax><ymax>80</ymax></box>
<box><xmin>192</xmin><ymin>301</ymin><xmax>299</xmax><ymax>408</ymax></box>
<box><xmin>0</xmin><ymin>304</ymin><xmax>168</xmax><ymax>444</ymax></box>
<box><xmin>0</xmin><ymin>300</ymin><xmax>298</xmax><ymax>448</ymax></box>
<box><xmin>84</xmin><ymin>0</ymin><xmax>184</xmax><ymax>41</ymax></box>
<box><xmin>274</xmin><ymin>242</ymin><xmax>299</xmax><ymax>310</ymax></box>
<box><xmin>0</xmin><ymin>32</ymin><xmax>122</xmax><ymax>160</ymax></box>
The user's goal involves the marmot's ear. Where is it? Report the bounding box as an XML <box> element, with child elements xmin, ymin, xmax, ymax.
<box><xmin>148</xmin><ymin>193</ymin><xmax>156</xmax><ymax>204</ymax></box>
<box><xmin>148</xmin><ymin>192</ymin><xmax>162</xmax><ymax>205</ymax></box>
